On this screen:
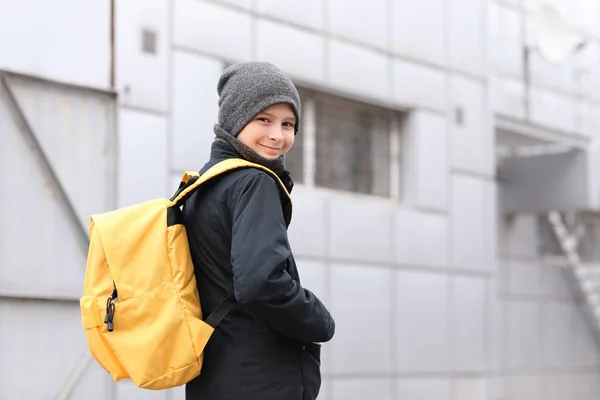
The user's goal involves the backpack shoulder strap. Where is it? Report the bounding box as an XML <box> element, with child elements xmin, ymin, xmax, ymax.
<box><xmin>170</xmin><ymin>158</ymin><xmax>291</xmax><ymax>208</ymax></box>
<box><xmin>170</xmin><ymin>159</ymin><xmax>293</xmax><ymax>328</ymax></box>
<box><xmin>204</xmin><ymin>293</ymin><xmax>235</xmax><ymax>328</ymax></box>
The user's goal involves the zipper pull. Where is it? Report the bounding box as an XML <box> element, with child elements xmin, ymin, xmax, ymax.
<box><xmin>107</xmin><ymin>302</ymin><xmax>116</xmax><ymax>332</ymax></box>
<box><xmin>104</xmin><ymin>285</ymin><xmax>118</xmax><ymax>332</ymax></box>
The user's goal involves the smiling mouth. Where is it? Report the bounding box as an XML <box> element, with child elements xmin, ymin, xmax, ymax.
<box><xmin>258</xmin><ymin>143</ymin><xmax>282</xmax><ymax>151</ymax></box>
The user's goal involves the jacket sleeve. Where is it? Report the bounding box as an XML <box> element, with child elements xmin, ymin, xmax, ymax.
<box><xmin>230</xmin><ymin>172</ymin><xmax>335</xmax><ymax>344</ymax></box>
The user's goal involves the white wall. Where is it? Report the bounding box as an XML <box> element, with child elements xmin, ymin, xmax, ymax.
<box><xmin>120</xmin><ymin>1</ymin><xmax>600</xmax><ymax>399</ymax></box>
<box><xmin>0</xmin><ymin>0</ymin><xmax>111</xmax><ymax>89</ymax></box>
<box><xmin>495</xmin><ymin>215</ymin><xmax>600</xmax><ymax>399</ymax></box>
<box><xmin>2</xmin><ymin>0</ymin><xmax>600</xmax><ymax>399</ymax></box>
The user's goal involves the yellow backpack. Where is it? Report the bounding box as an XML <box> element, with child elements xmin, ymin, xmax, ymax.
<box><xmin>79</xmin><ymin>158</ymin><xmax>291</xmax><ymax>390</ymax></box>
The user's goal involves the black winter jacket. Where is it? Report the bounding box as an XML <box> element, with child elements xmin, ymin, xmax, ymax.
<box><xmin>183</xmin><ymin>141</ymin><xmax>335</xmax><ymax>400</ymax></box>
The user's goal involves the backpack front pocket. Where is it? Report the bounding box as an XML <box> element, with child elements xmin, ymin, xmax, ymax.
<box><xmin>79</xmin><ymin>296</ymin><xmax>128</xmax><ymax>381</ymax></box>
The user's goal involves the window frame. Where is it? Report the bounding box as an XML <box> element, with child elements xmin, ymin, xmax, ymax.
<box><xmin>293</xmin><ymin>89</ymin><xmax>404</xmax><ymax>201</ymax></box>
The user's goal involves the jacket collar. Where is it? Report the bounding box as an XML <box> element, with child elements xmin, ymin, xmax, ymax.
<box><xmin>209</xmin><ymin>137</ymin><xmax>240</xmax><ymax>161</ymax></box>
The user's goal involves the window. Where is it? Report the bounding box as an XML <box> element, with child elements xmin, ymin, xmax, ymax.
<box><xmin>286</xmin><ymin>89</ymin><xmax>403</xmax><ymax>198</ymax></box>
<box><xmin>285</xmin><ymin>122</ymin><xmax>304</xmax><ymax>183</ymax></box>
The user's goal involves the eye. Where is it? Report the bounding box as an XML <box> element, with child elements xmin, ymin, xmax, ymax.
<box><xmin>282</xmin><ymin>122</ymin><xmax>294</xmax><ymax>128</ymax></box>
<box><xmin>256</xmin><ymin>117</ymin><xmax>269</xmax><ymax>123</ymax></box>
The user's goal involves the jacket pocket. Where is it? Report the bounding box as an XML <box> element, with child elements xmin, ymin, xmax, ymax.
<box><xmin>300</xmin><ymin>343</ymin><xmax>322</xmax><ymax>400</ymax></box>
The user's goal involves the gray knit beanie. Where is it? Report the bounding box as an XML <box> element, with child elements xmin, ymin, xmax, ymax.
<box><xmin>216</xmin><ymin>61</ymin><xmax>301</xmax><ymax>137</ymax></box>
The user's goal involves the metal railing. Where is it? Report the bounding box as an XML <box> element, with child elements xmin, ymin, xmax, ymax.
<box><xmin>547</xmin><ymin>210</ymin><xmax>600</xmax><ymax>347</ymax></box>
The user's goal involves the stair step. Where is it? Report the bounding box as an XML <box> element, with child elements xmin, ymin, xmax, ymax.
<box><xmin>588</xmin><ymin>293</ymin><xmax>600</xmax><ymax>306</ymax></box>
<box><xmin>581</xmin><ymin>280</ymin><xmax>600</xmax><ymax>293</ymax></box>
<box><xmin>575</xmin><ymin>266</ymin><xmax>600</xmax><ymax>279</ymax></box>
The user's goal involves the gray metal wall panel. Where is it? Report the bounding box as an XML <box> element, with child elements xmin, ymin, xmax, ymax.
<box><xmin>0</xmin><ymin>298</ymin><xmax>108</xmax><ymax>399</ymax></box>
<box><xmin>0</xmin><ymin>75</ymin><xmax>116</xmax><ymax>299</ymax></box>
<box><xmin>8</xmin><ymin>75</ymin><xmax>117</xmax><ymax>227</ymax></box>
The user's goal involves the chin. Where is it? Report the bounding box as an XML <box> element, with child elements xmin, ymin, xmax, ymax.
<box><xmin>255</xmin><ymin>150</ymin><xmax>281</xmax><ymax>159</ymax></box>
<box><xmin>260</xmin><ymin>153</ymin><xmax>281</xmax><ymax>160</ymax></box>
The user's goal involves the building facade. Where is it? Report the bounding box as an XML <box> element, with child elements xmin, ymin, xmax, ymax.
<box><xmin>2</xmin><ymin>0</ymin><xmax>600</xmax><ymax>399</ymax></box>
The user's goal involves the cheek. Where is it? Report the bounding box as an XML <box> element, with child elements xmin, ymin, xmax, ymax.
<box><xmin>237</xmin><ymin>125</ymin><xmax>261</xmax><ymax>148</ymax></box>
<box><xmin>284</xmin><ymin>133</ymin><xmax>295</xmax><ymax>151</ymax></box>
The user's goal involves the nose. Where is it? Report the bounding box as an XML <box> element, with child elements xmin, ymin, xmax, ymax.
<box><xmin>267</xmin><ymin>126</ymin><xmax>284</xmax><ymax>142</ymax></box>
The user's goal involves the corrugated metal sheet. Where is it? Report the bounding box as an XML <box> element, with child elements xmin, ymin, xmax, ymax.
<box><xmin>0</xmin><ymin>73</ymin><xmax>117</xmax><ymax>300</ymax></box>
<box><xmin>0</xmin><ymin>298</ymin><xmax>110</xmax><ymax>399</ymax></box>
<box><xmin>0</xmin><ymin>71</ymin><xmax>176</xmax><ymax>400</ymax></box>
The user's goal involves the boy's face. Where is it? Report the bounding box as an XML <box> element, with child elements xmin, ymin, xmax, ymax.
<box><xmin>237</xmin><ymin>103</ymin><xmax>296</xmax><ymax>159</ymax></box>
